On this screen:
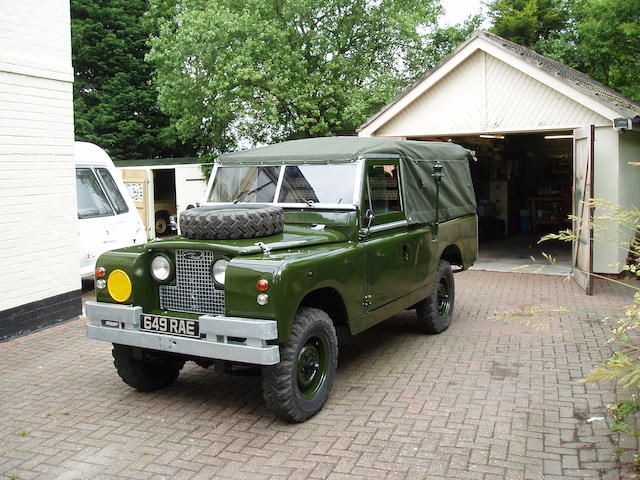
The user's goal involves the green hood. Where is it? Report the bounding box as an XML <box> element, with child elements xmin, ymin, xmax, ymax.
<box><xmin>146</xmin><ymin>224</ymin><xmax>348</xmax><ymax>256</ymax></box>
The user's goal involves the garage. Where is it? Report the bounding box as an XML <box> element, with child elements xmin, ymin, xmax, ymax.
<box><xmin>116</xmin><ymin>158</ymin><xmax>209</xmax><ymax>239</ymax></box>
<box><xmin>359</xmin><ymin>30</ymin><xmax>640</xmax><ymax>293</ymax></box>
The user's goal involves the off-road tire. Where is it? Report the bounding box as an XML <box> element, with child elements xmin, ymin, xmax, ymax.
<box><xmin>262</xmin><ymin>308</ymin><xmax>338</xmax><ymax>423</ymax></box>
<box><xmin>112</xmin><ymin>344</ymin><xmax>184</xmax><ymax>392</ymax></box>
<box><xmin>416</xmin><ymin>259</ymin><xmax>455</xmax><ymax>334</ymax></box>
<box><xmin>179</xmin><ymin>205</ymin><xmax>284</xmax><ymax>240</ymax></box>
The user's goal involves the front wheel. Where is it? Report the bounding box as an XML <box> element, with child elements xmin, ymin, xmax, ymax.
<box><xmin>416</xmin><ymin>259</ymin><xmax>455</xmax><ymax>334</ymax></box>
<box><xmin>112</xmin><ymin>344</ymin><xmax>184</xmax><ymax>392</ymax></box>
<box><xmin>262</xmin><ymin>308</ymin><xmax>338</xmax><ymax>422</ymax></box>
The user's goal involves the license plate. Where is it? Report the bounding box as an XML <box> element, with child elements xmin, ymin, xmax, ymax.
<box><xmin>140</xmin><ymin>314</ymin><xmax>200</xmax><ymax>338</ymax></box>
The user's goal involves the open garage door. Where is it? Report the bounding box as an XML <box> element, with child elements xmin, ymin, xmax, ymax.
<box><xmin>572</xmin><ymin>126</ymin><xmax>594</xmax><ymax>294</ymax></box>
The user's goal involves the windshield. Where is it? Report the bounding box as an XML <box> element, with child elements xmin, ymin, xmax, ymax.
<box><xmin>207</xmin><ymin>164</ymin><xmax>358</xmax><ymax>206</ymax></box>
<box><xmin>76</xmin><ymin>168</ymin><xmax>114</xmax><ymax>218</ymax></box>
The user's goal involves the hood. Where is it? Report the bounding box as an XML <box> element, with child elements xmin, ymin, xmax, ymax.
<box><xmin>146</xmin><ymin>224</ymin><xmax>348</xmax><ymax>255</ymax></box>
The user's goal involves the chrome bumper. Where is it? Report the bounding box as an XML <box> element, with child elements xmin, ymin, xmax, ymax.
<box><xmin>85</xmin><ymin>301</ymin><xmax>280</xmax><ymax>365</ymax></box>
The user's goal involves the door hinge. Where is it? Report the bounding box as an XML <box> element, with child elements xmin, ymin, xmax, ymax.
<box><xmin>362</xmin><ymin>294</ymin><xmax>372</xmax><ymax>307</ymax></box>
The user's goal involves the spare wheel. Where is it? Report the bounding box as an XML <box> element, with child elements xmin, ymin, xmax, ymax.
<box><xmin>179</xmin><ymin>205</ymin><xmax>284</xmax><ymax>240</ymax></box>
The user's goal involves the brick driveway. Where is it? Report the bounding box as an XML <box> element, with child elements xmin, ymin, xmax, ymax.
<box><xmin>0</xmin><ymin>271</ymin><xmax>636</xmax><ymax>480</ymax></box>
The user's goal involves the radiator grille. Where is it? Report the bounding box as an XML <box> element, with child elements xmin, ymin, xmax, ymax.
<box><xmin>159</xmin><ymin>249</ymin><xmax>225</xmax><ymax>315</ymax></box>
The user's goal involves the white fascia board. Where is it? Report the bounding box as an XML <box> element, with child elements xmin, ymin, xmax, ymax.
<box><xmin>405</xmin><ymin>123</ymin><xmax>610</xmax><ymax>138</ymax></box>
<box><xmin>359</xmin><ymin>38</ymin><xmax>485</xmax><ymax>137</ymax></box>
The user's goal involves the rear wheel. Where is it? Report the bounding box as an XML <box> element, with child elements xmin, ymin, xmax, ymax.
<box><xmin>262</xmin><ymin>308</ymin><xmax>338</xmax><ymax>422</ymax></box>
<box><xmin>416</xmin><ymin>259</ymin><xmax>455</xmax><ymax>334</ymax></box>
<box><xmin>112</xmin><ymin>344</ymin><xmax>184</xmax><ymax>392</ymax></box>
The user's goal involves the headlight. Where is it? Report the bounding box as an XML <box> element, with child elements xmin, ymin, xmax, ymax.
<box><xmin>212</xmin><ymin>259</ymin><xmax>229</xmax><ymax>285</ymax></box>
<box><xmin>151</xmin><ymin>254</ymin><xmax>172</xmax><ymax>282</ymax></box>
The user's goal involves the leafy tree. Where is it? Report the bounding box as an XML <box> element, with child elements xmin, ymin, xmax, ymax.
<box><xmin>147</xmin><ymin>0</ymin><xmax>478</xmax><ymax>155</ymax></box>
<box><xmin>568</xmin><ymin>0</ymin><xmax>640</xmax><ymax>102</ymax></box>
<box><xmin>71</xmin><ymin>0</ymin><xmax>194</xmax><ymax>161</ymax></box>
<box><xmin>486</xmin><ymin>0</ymin><xmax>569</xmax><ymax>48</ymax></box>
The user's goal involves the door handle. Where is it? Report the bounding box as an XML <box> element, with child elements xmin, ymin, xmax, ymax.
<box><xmin>402</xmin><ymin>245</ymin><xmax>409</xmax><ymax>262</ymax></box>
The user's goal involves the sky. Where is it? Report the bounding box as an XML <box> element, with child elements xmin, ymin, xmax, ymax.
<box><xmin>440</xmin><ymin>0</ymin><xmax>490</xmax><ymax>28</ymax></box>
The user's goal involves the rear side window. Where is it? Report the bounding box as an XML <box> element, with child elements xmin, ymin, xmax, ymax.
<box><xmin>76</xmin><ymin>168</ymin><xmax>114</xmax><ymax>219</ymax></box>
<box><xmin>96</xmin><ymin>168</ymin><xmax>129</xmax><ymax>214</ymax></box>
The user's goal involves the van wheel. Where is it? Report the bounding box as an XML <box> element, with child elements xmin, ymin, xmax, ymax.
<box><xmin>262</xmin><ymin>308</ymin><xmax>338</xmax><ymax>423</ymax></box>
<box><xmin>112</xmin><ymin>344</ymin><xmax>184</xmax><ymax>391</ymax></box>
<box><xmin>416</xmin><ymin>260</ymin><xmax>455</xmax><ymax>334</ymax></box>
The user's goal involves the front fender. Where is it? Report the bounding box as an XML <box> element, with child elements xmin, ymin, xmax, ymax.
<box><xmin>226</xmin><ymin>243</ymin><xmax>364</xmax><ymax>343</ymax></box>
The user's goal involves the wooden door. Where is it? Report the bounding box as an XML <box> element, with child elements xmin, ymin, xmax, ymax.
<box><xmin>120</xmin><ymin>168</ymin><xmax>150</xmax><ymax>238</ymax></box>
<box><xmin>572</xmin><ymin>126</ymin><xmax>594</xmax><ymax>295</ymax></box>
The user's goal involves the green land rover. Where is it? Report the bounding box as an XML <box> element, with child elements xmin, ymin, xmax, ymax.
<box><xmin>86</xmin><ymin>137</ymin><xmax>478</xmax><ymax>422</ymax></box>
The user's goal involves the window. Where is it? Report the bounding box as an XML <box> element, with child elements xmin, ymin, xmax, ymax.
<box><xmin>208</xmin><ymin>166</ymin><xmax>280</xmax><ymax>203</ymax></box>
<box><xmin>278</xmin><ymin>164</ymin><xmax>357</xmax><ymax>205</ymax></box>
<box><xmin>96</xmin><ymin>168</ymin><xmax>129</xmax><ymax>214</ymax></box>
<box><xmin>76</xmin><ymin>168</ymin><xmax>114</xmax><ymax>219</ymax></box>
<box><xmin>364</xmin><ymin>163</ymin><xmax>402</xmax><ymax>216</ymax></box>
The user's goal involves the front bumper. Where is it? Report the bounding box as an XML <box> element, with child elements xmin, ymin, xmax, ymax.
<box><xmin>85</xmin><ymin>301</ymin><xmax>280</xmax><ymax>365</ymax></box>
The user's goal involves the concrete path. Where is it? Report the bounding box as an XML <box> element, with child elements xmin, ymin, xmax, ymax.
<box><xmin>0</xmin><ymin>271</ymin><xmax>636</xmax><ymax>480</ymax></box>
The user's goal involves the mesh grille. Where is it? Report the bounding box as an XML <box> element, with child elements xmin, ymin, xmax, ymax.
<box><xmin>159</xmin><ymin>249</ymin><xmax>225</xmax><ymax>315</ymax></box>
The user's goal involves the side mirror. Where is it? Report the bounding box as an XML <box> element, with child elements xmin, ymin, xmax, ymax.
<box><xmin>359</xmin><ymin>209</ymin><xmax>375</xmax><ymax>241</ymax></box>
<box><xmin>365</xmin><ymin>209</ymin><xmax>375</xmax><ymax>229</ymax></box>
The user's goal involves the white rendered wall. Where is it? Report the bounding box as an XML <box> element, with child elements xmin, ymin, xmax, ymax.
<box><xmin>592</xmin><ymin>127</ymin><xmax>621</xmax><ymax>274</ymax></box>
<box><xmin>617</xmin><ymin>130</ymin><xmax>640</xmax><ymax>270</ymax></box>
<box><xmin>0</xmin><ymin>0</ymin><xmax>79</xmax><ymax>311</ymax></box>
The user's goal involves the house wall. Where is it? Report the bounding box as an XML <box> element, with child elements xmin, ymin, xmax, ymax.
<box><xmin>618</xmin><ymin>130</ymin><xmax>640</xmax><ymax>269</ymax></box>
<box><xmin>0</xmin><ymin>0</ymin><xmax>80</xmax><ymax>338</ymax></box>
<box><xmin>592</xmin><ymin>127</ymin><xmax>622</xmax><ymax>274</ymax></box>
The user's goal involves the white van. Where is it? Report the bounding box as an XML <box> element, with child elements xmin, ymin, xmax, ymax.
<box><xmin>75</xmin><ymin>142</ymin><xmax>147</xmax><ymax>279</ymax></box>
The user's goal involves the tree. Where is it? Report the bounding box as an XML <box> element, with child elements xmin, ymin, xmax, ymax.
<box><xmin>486</xmin><ymin>0</ymin><xmax>569</xmax><ymax>48</ymax></box>
<box><xmin>71</xmin><ymin>0</ymin><xmax>194</xmax><ymax>161</ymax></box>
<box><xmin>147</xmin><ymin>0</ymin><xmax>479</xmax><ymax>155</ymax></box>
<box><xmin>568</xmin><ymin>0</ymin><xmax>640</xmax><ymax>102</ymax></box>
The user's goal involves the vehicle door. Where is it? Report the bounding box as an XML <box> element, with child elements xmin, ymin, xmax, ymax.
<box><xmin>362</xmin><ymin>159</ymin><xmax>423</xmax><ymax>311</ymax></box>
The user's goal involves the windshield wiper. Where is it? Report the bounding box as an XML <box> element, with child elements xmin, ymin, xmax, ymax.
<box><xmin>232</xmin><ymin>181</ymin><xmax>274</xmax><ymax>203</ymax></box>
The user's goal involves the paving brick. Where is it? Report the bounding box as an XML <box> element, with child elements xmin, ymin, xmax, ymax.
<box><xmin>0</xmin><ymin>272</ymin><xmax>637</xmax><ymax>479</ymax></box>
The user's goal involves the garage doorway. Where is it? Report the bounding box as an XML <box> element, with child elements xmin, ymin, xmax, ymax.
<box><xmin>415</xmin><ymin>132</ymin><xmax>573</xmax><ymax>275</ymax></box>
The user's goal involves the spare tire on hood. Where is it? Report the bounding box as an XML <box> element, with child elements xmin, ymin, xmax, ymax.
<box><xmin>179</xmin><ymin>205</ymin><xmax>284</xmax><ymax>240</ymax></box>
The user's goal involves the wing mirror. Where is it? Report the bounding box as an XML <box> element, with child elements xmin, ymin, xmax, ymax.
<box><xmin>360</xmin><ymin>209</ymin><xmax>375</xmax><ymax>241</ymax></box>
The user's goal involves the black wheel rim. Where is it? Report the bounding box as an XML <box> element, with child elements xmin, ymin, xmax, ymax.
<box><xmin>296</xmin><ymin>334</ymin><xmax>329</xmax><ymax>400</ymax></box>
<box><xmin>437</xmin><ymin>277</ymin><xmax>451</xmax><ymax>317</ymax></box>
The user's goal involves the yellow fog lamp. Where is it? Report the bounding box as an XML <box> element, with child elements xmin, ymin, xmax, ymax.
<box><xmin>107</xmin><ymin>269</ymin><xmax>132</xmax><ymax>302</ymax></box>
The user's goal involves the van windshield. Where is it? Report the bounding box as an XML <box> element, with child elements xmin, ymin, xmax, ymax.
<box><xmin>96</xmin><ymin>168</ymin><xmax>129</xmax><ymax>214</ymax></box>
<box><xmin>207</xmin><ymin>164</ymin><xmax>358</xmax><ymax>206</ymax></box>
<box><xmin>76</xmin><ymin>168</ymin><xmax>114</xmax><ymax>218</ymax></box>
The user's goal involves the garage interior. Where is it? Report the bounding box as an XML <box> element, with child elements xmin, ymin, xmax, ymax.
<box><xmin>152</xmin><ymin>169</ymin><xmax>178</xmax><ymax>237</ymax></box>
<box><xmin>417</xmin><ymin>132</ymin><xmax>574</xmax><ymax>275</ymax></box>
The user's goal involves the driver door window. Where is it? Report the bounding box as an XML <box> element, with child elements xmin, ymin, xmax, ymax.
<box><xmin>363</xmin><ymin>162</ymin><xmax>404</xmax><ymax>225</ymax></box>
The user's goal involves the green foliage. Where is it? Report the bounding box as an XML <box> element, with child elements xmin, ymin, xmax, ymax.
<box><xmin>487</xmin><ymin>0</ymin><xmax>569</xmax><ymax>47</ymax></box>
<box><xmin>486</xmin><ymin>0</ymin><xmax>640</xmax><ymax>102</ymax></box>
<box><xmin>71</xmin><ymin>0</ymin><xmax>194</xmax><ymax>161</ymax></box>
<box><xmin>147</xmin><ymin>0</ymin><xmax>479</xmax><ymax>154</ymax></box>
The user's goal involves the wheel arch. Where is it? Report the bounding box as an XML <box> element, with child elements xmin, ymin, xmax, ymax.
<box><xmin>440</xmin><ymin>243</ymin><xmax>463</xmax><ymax>269</ymax></box>
<box><xmin>297</xmin><ymin>287</ymin><xmax>348</xmax><ymax>329</ymax></box>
